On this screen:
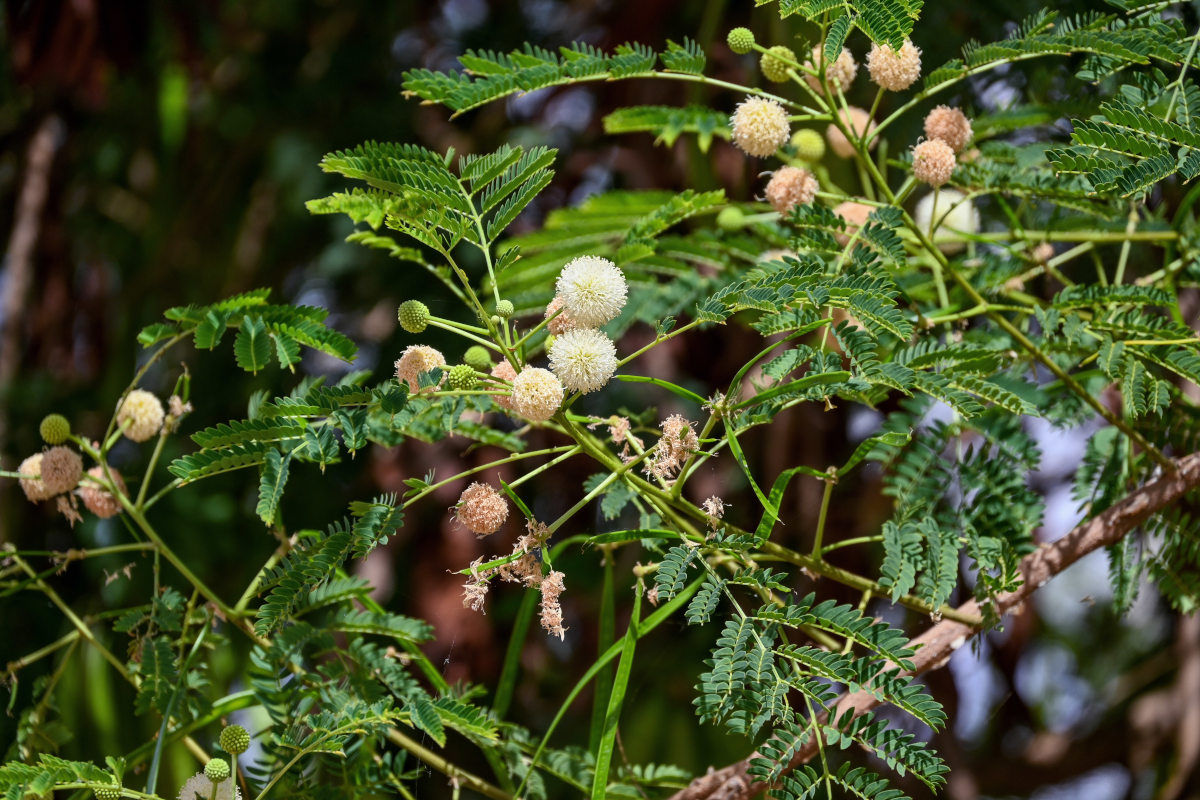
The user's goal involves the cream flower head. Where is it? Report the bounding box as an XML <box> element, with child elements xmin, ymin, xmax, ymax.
<box><xmin>178</xmin><ymin>772</ymin><xmax>241</xmax><ymax>800</ymax></box>
<box><xmin>924</xmin><ymin>105</ymin><xmax>973</xmax><ymax>153</ymax></box>
<box><xmin>394</xmin><ymin>345</ymin><xmax>446</xmax><ymax>392</ymax></box>
<box><xmin>549</xmin><ymin>328</ymin><xmax>618</xmax><ymax>394</ymax></box>
<box><xmin>826</xmin><ymin>107</ymin><xmax>877</xmax><ymax>158</ymax></box>
<box><xmin>913</xmin><ymin>189</ymin><xmax>979</xmax><ymax>254</ymax></box>
<box><xmin>805</xmin><ymin>44</ymin><xmax>857</xmax><ymax>92</ymax></box>
<box><xmin>117</xmin><ymin>389</ymin><xmax>165</xmax><ymax>443</ymax></box>
<box><xmin>866</xmin><ymin>39</ymin><xmax>922</xmax><ymax>91</ymax></box>
<box><xmin>730</xmin><ymin>96</ymin><xmax>791</xmax><ymax>158</ymax></box>
<box><xmin>511</xmin><ymin>367</ymin><xmax>564</xmax><ymax>422</ymax></box>
<box><xmin>544</xmin><ymin>296</ymin><xmax>579</xmax><ymax>335</ymax></box>
<box><xmin>18</xmin><ymin>453</ymin><xmax>52</xmax><ymax>502</ymax></box>
<box><xmin>912</xmin><ymin>138</ymin><xmax>956</xmax><ymax>187</ymax></box>
<box><xmin>556</xmin><ymin>256</ymin><xmax>627</xmax><ymax>328</ymax></box>
<box><xmin>765</xmin><ymin>167</ymin><xmax>819</xmax><ymax>215</ymax></box>
<box><xmin>455</xmin><ymin>482</ymin><xmax>509</xmax><ymax>536</ymax></box>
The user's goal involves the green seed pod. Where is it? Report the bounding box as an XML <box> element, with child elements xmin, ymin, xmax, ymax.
<box><xmin>790</xmin><ymin>129</ymin><xmax>826</xmax><ymax>163</ymax></box>
<box><xmin>761</xmin><ymin>46</ymin><xmax>796</xmax><ymax>83</ymax></box>
<box><xmin>448</xmin><ymin>364</ymin><xmax>479</xmax><ymax>391</ymax></box>
<box><xmin>219</xmin><ymin>724</ymin><xmax>251</xmax><ymax>755</ymax></box>
<box><xmin>495</xmin><ymin>300</ymin><xmax>514</xmax><ymax>318</ymax></box>
<box><xmin>716</xmin><ymin>207</ymin><xmax>746</xmax><ymax>232</ymax></box>
<box><xmin>727</xmin><ymin>27</ymin><xmax>755</xmax><ymax>55</ymax></box>
<box><xmin>397</xmin><ymin>300</ymin><xmax>431</xmax><ymax>334</ymax></box>
<box><xmin>463</xmin><ymin>345</ymin><xmax>492</xmax><ymax>371</ymax></box>
<box><xmin>204</xmin><ymin>759</ymin><xmax>231</xmax><ymax>783</ymax></box>
<box><xmin>39</xmin><ymin>414</ymin><xmax>71</xmax><ymax>445</ymax></box>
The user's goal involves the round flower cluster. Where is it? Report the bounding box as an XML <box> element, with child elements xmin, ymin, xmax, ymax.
<box><xmin>924</xmin><ymin>105</ymin><xmax>973</xmax><ymax>153</ymax></box>
<box><xmin>716</xmin><ymin>207</ymin><xmax>746</xmax><ymax>231</ymax></box>
<box><xmin>455</xmin><ymin>482</ymin><xmax>509</xmax><ymax>536</ymax></box>
<box><xmin>826</xmin><ymin>106</ymin><xmax>876</xmax><ymax>158</ymax></box>
<box><xmin>727</xmin><ymin>27</ymin><xmax>755</xmax><ymax>54</ymax></box>
<box><xmin>495</xmin><ymin>300</ymin><xmax>514</xmax><ymax>318</ymax></box>
<box><xmin>178</xmin><ymin>772</ymin><xmax>240</xmax><ymax>800</ymax></box>
<box><xmin>511</xmin><ymin>367</ymin><xmax>565</xmax><ymax>422</ymax></box>
<box><xmin>39</xmin><ymin>413</ymin><xmax>71</xmax><ymax>445</ymax></box>
<box><xmin>397</xmin><ymin>300</ymin><xmax>430</xmax><ymax>333</ymax></box>
<box><xmin>765</xmin><ymin>167</ymin><xmax>819</xmax><ymax>215</ymax></box>
<box><xmin>544</xmin><ymin>296</ymin><xmax>579</xmax><ymax>335</ymax></box>
<box><xmin>914</xmin><ymin>188</ymin><xmax>979</xmax><ymax>255</ymax></box>
<box><xmin>117</xmin><ymin>389</ymin><xmax>165</xmax><ymax>443</ymax></box>
<box><xmin>41</xmin><ymin>446</ymin><xmax>83</xmax><ymax>496</ymax></box>
<box><xmin>204</xmin><ymin>759</ymin><xmax>231</xmax><ymax>783</ymax></box>
<box><xmin>760</xmin><ymin>46</ymin><xmax>796</xmax><ymax>83</ymax></box>
<box><xmin>219</xmin><ymin>724</ymin><xmax>251</xmax><ymax>755</ymax></box>
<box><xmin>463</xmin><ymin>345</ymin><xmax>492</xmax><ymax>371</ymax></box>
<box><xmin>447</xmin><ymin>364</ymin><xmax>479</xmax><ymax>391</ymax></box>
<box><xmin>488</xmin><ymin>360</ymin><xmax>518</xmax><ymax>410</ymax></box>
<box><xmin>18</xmin><ymin>453</ymin><xmax>51</xmax><ymax>502</ymax></box>
<box><xmin>80</xmin><ymin>466</ymin><xmax>126</xmax><ymax>519</ymax></box>
<box><xmin>555</xmin><ymin>256</ymin><xmax>627</xmax><ymax>328</ymax></box>
<box><xmin>866</xmin><ymin>39</ymin><xmax>922</xmax><ymax>91</ymax></box>
<box><xmin>805</xmin><ymin>44</ymin><xmax>857</xmax><ymax>92</ymax></box>
<box><xmin>912</xmin><ymin>138</ymin><xmax>956</xmax><ymax>187</ymax></box>
<box><xmin>730</xmin><ymin>96</ymin><xmax>790</xmax><ymax>158</ymax></box>
<box><xmin>833</xmin><ymin>200</ymin><xmax>874</xmax><ymax>246</ymax></box>
<box><xmin>549</xmin><ymin>329</ymin><xmax>618</xmax><ymax>394</ymax></box>
<box><xmin>394</xmin><ymin>345</ymin><xmax>446</xmax><ymax>392</ymax></box>
<box><xmin>791</xmin><ymin>129</ymin><xmax>825</xmax><ymax>162</ymax></box>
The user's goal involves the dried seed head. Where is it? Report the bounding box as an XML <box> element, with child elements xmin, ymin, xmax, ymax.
<box><xmin>826</xmin><ymin>106</ymin><xmax>876</xmax><ymax>158</ymax></box>
<box><xmin>647</xmin><ymin>414</ymin><xmax>699</xmax><ymax>479</ymax></box>
<box><xmin>912</xmin><ymin>138</ymin><xmax>956</xmax><ymax>187</ymax></box>
<box><xmin>455</xmin><ymin>482</ymin><xmax>509</xmax><ymax>536</ymax></box>
<box><xmin>539</xmin><ymin>570</ymin><xmax>567</xmax><ymax>640</ymax></box>
<box><xmin>764</xmin><ymin>166</ymin><xmax>819</xmax><ymax>215</ymax></box>
<box><xmin>866</xmin><ymin>39</ymin><xmax>922</xmax><ymax>91</ymax></box>
<box><xmin>40</xmin><ymin>446</ymin><xmax>83</xmax><ymax>496</ymax></box>
<box><xmin>923</xmin><ymin>105</ymin><xmax>973</xmax><ymax>153</ymax></box>
<box><xmin>730</xmin><ymin>96</ymin><xmax>791</xmax><ymax>158</ymax></box>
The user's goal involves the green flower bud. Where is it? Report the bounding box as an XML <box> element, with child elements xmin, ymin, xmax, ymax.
<box><xmin>716</xmin><ymin>207</ymin><xmax>746</xmax><ymax>232</ymax></box>
<box><xmin>790</xmin><ymin>129</ymin><xmax>826</xmax><ymax>163</ymax></box>
<box><xmin>490</xmin><ymin>315</ymin><xmax>502</xmax><ymax>326</ymax></box>
<box><xmin>448</xmin><ymin>364</ymin><xmax>479</xmax><ymax>391</ymax></box>
<box><xmin>204</xmin><ymin>759</ymin><xmax>231</xmax><ymax>783</ymax></box>
<box><xmin>219</xmin><ymin>724</ymin><xmax>251</xmax><ymax>755</ymax></box>
<box><xmin>761</xmin><ymin>46</ymin><xmax>796</xmax><ymax>83</ymax></box>
<box><xmin>397</xmin><ymin>300</ymin><xmax>431</xmax><ymax>334</ymax></box>
<box><xmin>463</xmin><ymin>345</ymin><xmax>492</xmax><ymax>371</ymax></box>
<box><xmin>39</xmin><ymin>414</ymin><xmax>71</xmax><ymax>445</ymax></box>
<box><xmin>727</xmin><ymin>27</ymin><xmax>755</xmax><ymax>55</ymax></box>
<box><xmin>93</xmin><ymin>787</ymin><xmax>121</xmax><ymax>800</ymax></box>
<box><xmin>495</xmin><ymin>300</ymin><xmax>514</xmax><ymax>318</ymax></box>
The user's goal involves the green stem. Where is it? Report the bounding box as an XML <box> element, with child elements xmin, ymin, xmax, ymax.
<box><xmin>590</xmin><ymin>581</ymin><xmax>642</xmax><ymax>800</ymax></box>
<box><xmin>810</xmin><ymin>477</ymin><xmax>836</xmax><ymax>557</ymax></box>
<box><xmin>492</xmin><ymin>589</ymin><xmax>538</xmax><ymax>718</ymax></box>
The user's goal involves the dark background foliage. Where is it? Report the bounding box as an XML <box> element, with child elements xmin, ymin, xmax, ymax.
<box><xmin>1</xmin><ymin>1</ymin><xmax>1191</xmax><ymax>798</ymax></box>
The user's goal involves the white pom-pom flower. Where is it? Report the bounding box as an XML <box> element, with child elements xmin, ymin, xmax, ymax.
<box><xmin>730</xmin><ymin>96</ymin><xmax>791</xmax><ymax>158</ymax></box>
<box><xmin>511</xmin><ymin>368</ymin><xmax>564</xmax><ymax>422</ymax></box>
<box><xmin>549</xmin><ymin>329</ymin><xmax>618</xmax><ymax>393</ymax></box>
<box><xmin>914</xmin><ymin>188</ymin><xmax>979</xmax><ymax>254</ymax></box>
<box><xmin>178</xmin><ymin>773</ymin><xmax>241</xmax><ymax>800</ymax></box>
<box><xmin>117</xmin><ymin>389</ymin><xmax>165</xmax><ymax>442</ymax></box>
<box><xmin>556</xmin><ymin>256</ymin><xmax>627</xmax><ymax>328</ymax></box>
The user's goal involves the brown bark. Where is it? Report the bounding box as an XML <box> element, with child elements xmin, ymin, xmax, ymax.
<box><xmin>670</xmin><ymin>451</ymin><xmax>1200</xmax><ymax>800</ymax></box>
